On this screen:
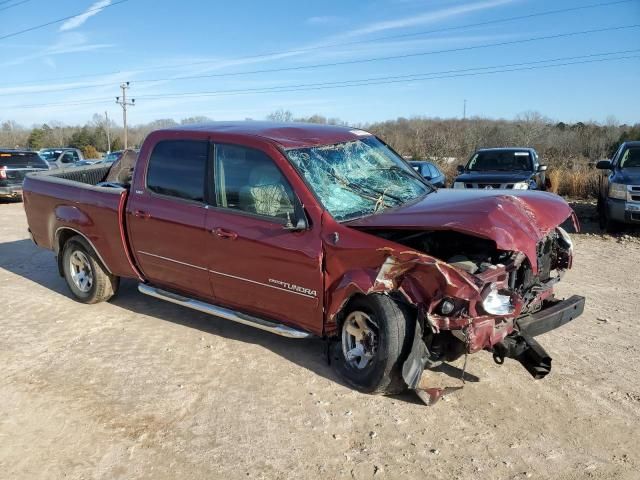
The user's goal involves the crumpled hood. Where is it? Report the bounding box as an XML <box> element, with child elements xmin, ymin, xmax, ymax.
<box><xmin>346</xmin><ymin>190</ymin><xmax>577</xmax><ymax>272</ymax></box>
<box><xmin>454</xmin><ymin>170</ymin><xmax>534</xmax><ymax>184</ymax></box>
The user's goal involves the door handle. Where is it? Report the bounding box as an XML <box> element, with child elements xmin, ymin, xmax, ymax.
<box><xmin>133</xmin><ymin>210</ymin><xmax>151</xmax><ymax>219</ymax></box>
<box><xmin>212</xmin><ymin>228</ymin><xmax>238</xmax><ymax>240</ymax></box>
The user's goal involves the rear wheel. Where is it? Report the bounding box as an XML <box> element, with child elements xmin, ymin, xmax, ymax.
<box><xmin>333</xmin><ymin>295</ymin><xmax>413</xmax><ymax>395</ymax></box>
<box><xmin>62</xmin><ymin>235</ymin><xmax>119</xmax><ymax>303</ymax></box>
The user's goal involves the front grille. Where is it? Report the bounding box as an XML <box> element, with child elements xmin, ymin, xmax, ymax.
<box><xmin>468</xmin><ymin>183</ymin><xmax>512</xmax><ymax>189</ymax></box>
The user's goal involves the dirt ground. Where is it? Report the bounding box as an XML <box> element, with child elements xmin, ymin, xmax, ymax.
<box><xmin>1</xmin><ymin>200</ymin><xmax>639</xmax><ymax>480</ymax></box>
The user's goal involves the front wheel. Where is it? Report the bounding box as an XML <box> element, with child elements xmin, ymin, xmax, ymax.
<box><xmin>598</xmin><ymin>203</ymin><xmax>620</xmax><ymax>233</ymax></box>
<box><xmin>332</xmin><ymin>295</ymin><xmax>414</xmax><ymax>395</ymax></box>
<box><xmin>62</xmin><ymin>235</ymin><xmax>119</xmax><ymax>304</ymax></box>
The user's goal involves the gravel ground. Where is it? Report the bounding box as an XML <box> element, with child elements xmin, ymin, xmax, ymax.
<box><xmin>1</xmin><ymin>200</ymin><xmax>639</xmax><ymax>480</ymax></box>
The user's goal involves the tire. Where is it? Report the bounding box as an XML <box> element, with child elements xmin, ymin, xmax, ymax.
<box><xmin>598</xmin><ymin>204</ymin><xmax>620</xmax><ymax>233</ymax></box>
<box><xmin>332</xmin><ymin>294</ymin><xmax>414</xmax><ymax>395</ymax></box>
<box><xmin>62</xmin><ymin>235</ymin><xmax>119</xmax><ymax>304</ymax></box>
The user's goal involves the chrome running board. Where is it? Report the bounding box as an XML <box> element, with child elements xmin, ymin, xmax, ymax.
<box><xmin>138</xmin><ymin>283</ymin><xmax>312</xmax><ymax>339</ymax></box>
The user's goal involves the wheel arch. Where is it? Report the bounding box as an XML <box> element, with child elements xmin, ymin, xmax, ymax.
<box><xmin>55</xmin><ymin>227</ymin><xmax>112</xmax><ymax>277</ymax></box>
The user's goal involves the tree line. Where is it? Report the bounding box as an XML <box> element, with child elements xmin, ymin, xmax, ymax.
<box><xmin>1</xmin><ymin>111</ymin><xmax>638</xmax><ymax>168</ymax></box>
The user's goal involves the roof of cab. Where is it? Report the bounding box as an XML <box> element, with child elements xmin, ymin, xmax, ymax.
<box><xmin>162</xmin><ymin>121</ymin><xmax>372</xmax><ymax>149</ymax></box>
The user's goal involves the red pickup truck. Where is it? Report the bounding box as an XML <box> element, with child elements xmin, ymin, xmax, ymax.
<box><xmin>23</xmin><ymin>122</ymin><xmax>584</xmax><ymax>400</ymax></box>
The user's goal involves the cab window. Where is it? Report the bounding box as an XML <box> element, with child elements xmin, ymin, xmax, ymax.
<box><xmin>213</xmin><ymin>144</ymin><xmax>295</xmax><ymax>222</ymax></box>
<box><xmin>146</xmin><ymin>140</ymin><xmax>207</xmax><ymax>202</ymax></box>
<box><xmin>60</xmin><ymin>152</ymin><xmax>75</xmax><ymax>164</ymax></box>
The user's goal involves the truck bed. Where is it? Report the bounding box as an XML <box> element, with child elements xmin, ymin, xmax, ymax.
<box><xmin>22</xmin><ymin>164</ymin><xmax>140</xmax><ymax>279</ymax></box>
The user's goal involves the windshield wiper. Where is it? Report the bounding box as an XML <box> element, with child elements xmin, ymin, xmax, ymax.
<box><xmin>323</xmin><ymin>167</ymin><xmax>397</xmax><ymax>209</ymax></box>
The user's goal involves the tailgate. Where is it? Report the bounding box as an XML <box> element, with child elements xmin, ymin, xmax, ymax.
<box><xmin>22</xmin><ymin>165</ymin><xmax>140</xmax><ymax>279</ymax></box>
<box><xmin>4</xmin><ymin>168</ymin><xmax>48</xmax><ymax>185</ymax></box>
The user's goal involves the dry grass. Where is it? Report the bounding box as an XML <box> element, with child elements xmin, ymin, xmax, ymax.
<box><xmin>547</xmin><ymin>168</ymin><xmax>600</xmax><ymax>198</ymax></box>
<box><xmin>433</xmin><ymin>159</ymin><xmax>601</xmax><ymax>199</ymax></box>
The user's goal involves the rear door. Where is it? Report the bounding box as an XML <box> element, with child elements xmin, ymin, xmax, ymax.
<box><xmin>204</xmin><ymin>142</ymin><xmax>323</xmax><ymax>333</ymax></box>
<box><xmin>127</xmin><ymin>139</ymin><xmax>214</xmax><ymax>300</ymax></box>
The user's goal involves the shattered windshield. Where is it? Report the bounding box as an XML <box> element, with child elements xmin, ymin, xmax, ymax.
<box><xmin>286</xmin><ymin>136</ymin><xmax>433</xmax><ymax>221</ymax></box>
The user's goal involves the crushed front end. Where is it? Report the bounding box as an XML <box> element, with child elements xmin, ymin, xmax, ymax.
<box><xmin>365</xmin><ymin>225</ymin><xmax>585</xmax><ymax>395</ymax></box>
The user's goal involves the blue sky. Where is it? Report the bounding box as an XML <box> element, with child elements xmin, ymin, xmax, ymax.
<box><xmin>0</xmin><ymin>0</ymin><xmax>639</xmax><ymax>126</ymax></box>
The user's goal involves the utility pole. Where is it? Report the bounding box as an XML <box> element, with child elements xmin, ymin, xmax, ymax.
<box><xmin>463</xmin><ymin>99</ymin><xmax>467</xmax><ymax>120</ymax></box>
<box><xmin>104</xmin><ymin>111</ymin><xmax>111</xmax><ymax>153</ymax></box>
<box><xmin>115</xmin><ymin>82</ymin><xmax>135</xmax><ymax>149</ymax></box>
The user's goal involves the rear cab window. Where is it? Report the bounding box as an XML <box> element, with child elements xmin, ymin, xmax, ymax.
<box><xmin>146</xmin><ymin>140</ymin><xmax>208</xmax><ymax>202</ymax></box>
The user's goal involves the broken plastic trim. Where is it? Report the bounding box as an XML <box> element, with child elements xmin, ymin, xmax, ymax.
<box><xmin>492</xmin><ymin>332</ymin><xmax>552</xmax><ymax>379</ymax></box>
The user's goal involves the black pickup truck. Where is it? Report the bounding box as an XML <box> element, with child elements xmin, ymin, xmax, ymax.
<box><xmin>0</xmin><ymin>150</ymin><xmax>49</xmax><ymax>199</ymax></box>
<box><xmin>452</xmin><ymin>147</ymin><xmax>548</xmax><ymax>191</ymax></box>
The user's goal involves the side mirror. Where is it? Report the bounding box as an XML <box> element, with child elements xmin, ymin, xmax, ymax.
<box><xmin>284</xmin><ymin>214</ymin><xmax>309</xmax><ymax>232</ymax></box>
<box><xmin>596</xmin><ymin>159</ymin><xmax>613</xmax><ymax>170</ymax></box>
<box><xmin>538</xmin><ymin>165</ymin><xmax>548</xmax><ymax>172</ymax></box>
<box><xmin>456</xmin><ymin>165</ymin><xmax>464</xmax><ymax>173</ymax></box>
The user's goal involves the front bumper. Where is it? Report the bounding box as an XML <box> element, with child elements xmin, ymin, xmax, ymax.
<box><xmin>492</xmin><ymin>295</ymin><xmax>585</xmax><ymax>379</ymax></box>
<box><xmin>607</xmin><ymin>198</ymin><xmax>640</xmax><ymax>224</ymax></box>
<box><xmin>516</xmin><ymin>295</ymin><xmax>585</xmax><ymax>337</ymax></box>
<box><xmin>0</xmin><ymin>185</ymin><xmax>22</xmax><ymax>198</ymax></box>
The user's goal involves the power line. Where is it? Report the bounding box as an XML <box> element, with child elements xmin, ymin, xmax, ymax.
<box><xmin>0</xmin><ymin>0</ymin><xmax>31</xmax><ymax>13</ymax></box>
<box><xmin>2</xmin><ymin>24</ymin><xmax>638</xmax><ymax>97</ymax></box>
<box><xmin>0</xmin><ymin>0</ymin><xmax>132</xmax><ymax>41</ymax></box>
<box><xmin>127</xmin><ymin>0</ymin><xmax>636</xmax><ymax>72</ymax></box>
<box><xmin>6</xmin><ymin>52</ymin><xmax>637</xmax><ymax>110</ymax></box>
<box><xmin>134</xmin><ymin>54</ymin><xmax>640</xmax><ymax>100</ymax></box>
<box><xmin>0</xmin><ymin>0</ymin><xmax>633</xmax><ymax>87</ymax></box>
<box><xmin>129</xmin><ymin>24</ymin><xmax>639</xmax><ymax>83</ymax></box>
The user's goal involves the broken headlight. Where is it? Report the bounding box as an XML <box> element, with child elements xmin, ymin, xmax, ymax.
<box><xmin>482</xmin><ymin>284</ymin><xmax>515</xmax><ymax>315</ymax></box>
<box><xmin>556</xmin><ymin>226</ymin><xmax>573</xmax><ymax>251</ymax></box>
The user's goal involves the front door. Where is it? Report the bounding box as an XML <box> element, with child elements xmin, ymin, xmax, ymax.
<box><xmin>204</xmin><ymin>142</ymin><xmax>323</xmax><ymax>334</ymax></box>
<box><xmin>127</xmin><ymin>139</ymin><xmax>213</xmax><ymax>300</ymax></box>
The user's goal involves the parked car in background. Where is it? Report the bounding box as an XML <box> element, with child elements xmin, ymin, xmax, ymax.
<box><xmin>0</xmin><ymin>149</ymin><xmax>49</xmax><ymax>199</ymax></box>
<box><xmin>39</xmin><ymin>148</ymin><xmax>89</xmax><ymax>169</ymax></box>
<box><xmin>452</xmin><ymin>148</ymin><xmax>548</xmax><ymax>191</ymax></box>
<box><xmin>409</xmin><ymin>161</ymin><xmax>446</xmax><ymax>187</ymax></box>
<box><xmin>596</xmin><ymin>141</ymin><xmax>640</xmax><ymax>231</ymax></box>
<box><xmin>101</xmin><ymin>150</ymin><xmax>124</xmax><ymax>164</ymax></box>
<box><xmin>22</xmin><ymin>122</ymin><xmax>584</xmax><ymax>401</ymax></box>
<box><xmin>98</xmin><ymin>149</ymin><xmax>139</xmax><ymax>165</ymax></box>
